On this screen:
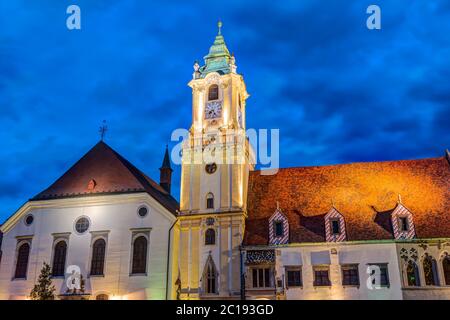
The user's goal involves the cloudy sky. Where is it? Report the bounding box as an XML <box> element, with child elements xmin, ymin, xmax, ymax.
<box><xmin>0</xmin><ymin>0</ymin><xmax>449</xmax><ymax>222</ymax></box>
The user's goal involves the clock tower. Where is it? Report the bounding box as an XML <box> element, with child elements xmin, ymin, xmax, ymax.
<box><xmin>175</xmin><ymin>21</ymin><xmax>255</xmax><ymax>300</ymax></box>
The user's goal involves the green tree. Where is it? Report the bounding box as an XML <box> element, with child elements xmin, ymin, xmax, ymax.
<box><xmin>30</xmin><ymin>262</ymin><xmax>56</xmax><ymax>300</ymax></box>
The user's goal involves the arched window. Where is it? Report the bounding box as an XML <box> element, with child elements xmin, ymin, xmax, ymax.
<box><xmin>406</xmin><ymin>261</ymin><xmax>420</xmax><ymax>286</ymax></box>
<box><xmin>132</xmin><ymin>236</ymin><xmax>148</xmax><ymax>274</ymax></box>
<box><xmin>205</xmin><ymin>229</ymin><xmax>216</xmax><ymax>245</ymax></box>
<box><xmin>15</xmin><ymin>242</ymin><xmax>30</xmax><ymax>279</ymax></box>
<box><xmin>203</xmin><ymin>257</ymin><xmax>218</xmax><ymax>294</ymax></box>
<box><xmin>442</xmin><ymin>256</ymin><xmax>450</xmax><ymax>286</ymax></box>
<box><xmin>208</xmin><ymin>85</ymin><xmax>219</xmax><ymax>101</ymax></box>
<box><xmin>52</xmin><ymin>241</ymin><xmax>67</xmax><ymax>277</ymax></box>
<box><xmin>90</xmin><ymin>239</ymin><xmax>106</xmax><ymax>276</ymax></box>
<box><xmin>96</xmin><ymin>294</ymin><xmax>109</xmax><ymax>300</ymax></box>
<box><xmin>423</xmin><ymin>256</ymin><xmax>438</xmax><ymax>286</ymax></box>
<box><xmin>206</xmin><ymin>193</ymin><xmax>214</xmax><ymax>209</ymax></box>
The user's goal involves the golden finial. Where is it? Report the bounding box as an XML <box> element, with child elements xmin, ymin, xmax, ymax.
<box><xmin>218</xmin><ymin>20</ymin><xmax>223</xmax><ymax>35</ymax></box>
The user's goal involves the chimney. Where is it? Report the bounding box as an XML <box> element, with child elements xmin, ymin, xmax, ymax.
<box><xmin>159</xmin><ymin>145</ymin><xmax>173</xmax><ymax>194</ymax></box>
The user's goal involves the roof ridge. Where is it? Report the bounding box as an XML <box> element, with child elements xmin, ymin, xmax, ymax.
<box><xmin>251</xmin><ymin>155</ymin><xmax>446</xmax><ymax>174</ymax></box>
<box><xmin>32</xmin><ymin>141</ymin><xmax>109</xmax><ymax>199</ymax></box>
<box><xmin>30</xmin><ymin>141</ymin><xmax>179</xmax><ymax>215</ymax></box>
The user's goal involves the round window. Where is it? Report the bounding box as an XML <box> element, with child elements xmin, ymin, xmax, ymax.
<box><xmin>138</xmin><ymin>206</ymin><xmax>148</xmax><ymax>218</ymax></box>
<box><xmin>75</xmin><ymin>217</ymin><xmax>90</xmax><ymax>234</ymax></box>
<box><xmin>205</xmin><ymin>163</ymin><xmax>217</xmax><ymax>174</ymax></box>
<box><xmin>24</xmin><ymin>214</ymin><xmax>34</xmax><ymax>226</ymax></box>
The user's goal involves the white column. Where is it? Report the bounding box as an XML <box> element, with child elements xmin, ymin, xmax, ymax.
<box><xmin>228</xmin><ymin>222</ymin><xmax>233</xmax><ymax>293</ymax></box>
<box><xmin>188</xmin><ymin>225</ymin><xmax>192</xmax><ymax>292</ymax></box>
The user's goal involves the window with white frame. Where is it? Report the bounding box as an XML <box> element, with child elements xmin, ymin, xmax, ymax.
<box><xmin>251</xmin><ymin>267</ymin><xmax>273</xmax><ymax>288</ymax></box>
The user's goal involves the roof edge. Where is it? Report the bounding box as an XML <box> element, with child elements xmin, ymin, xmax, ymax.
<box><xmin>251</xmin><ymin>155</ymin><xmax>446</xmax><ymax>174</ymax></box>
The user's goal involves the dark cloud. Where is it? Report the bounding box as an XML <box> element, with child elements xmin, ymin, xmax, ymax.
<box><xmin>0</xmin><ymin>0</ymin><xmax>449</xmax><ymax>222</ymax></box>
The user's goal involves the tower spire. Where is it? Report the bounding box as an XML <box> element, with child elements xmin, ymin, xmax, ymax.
<box><xmin>159</xmin><ymin>145</ymin><xmax>173</xmax><ymax>194</ymax></box>
<box><xmin>200</xmin><ymin>21</ymin><xmax>232</xmax><ymax>76</ymax></box>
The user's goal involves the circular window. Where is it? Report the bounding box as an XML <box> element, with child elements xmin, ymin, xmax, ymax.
<box><xmin>24</xmin><ymin>214</ymin><xmax>34</xmax><ymax>226</ymax></box>
<box><xmin>205</xmin><ymin>163</ymin><xmax>217</xmax><ymax>174</ymax></box>
<box><xmin>138</xmin><ymin>206</ymin><xmax>149</xmax><ymax>218</ymax></box>
<box><xmin>75</xmin><ymin>217</ymin><xmax>90</xmax><ymax>234</ymax></box>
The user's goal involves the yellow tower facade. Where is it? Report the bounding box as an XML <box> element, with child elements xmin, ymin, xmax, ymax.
<box><xmin>174</xmin><ymin>22</ymin><xmax>255</xmax><ymax>300</ymax></box>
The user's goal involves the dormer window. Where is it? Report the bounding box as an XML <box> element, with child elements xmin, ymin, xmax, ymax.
<box><xmin>331</xmin><ymin>219</ymin><xmax>340</xmax><ymax>235</ymax></box>
<box><xmin>274</xmin><ymin>221</ymin><xmax>284</xmax><ymax>237</ymax></box>
<box><xmin>324</xmin><ymin>208</ymin><xmax>346</xmax><ymax>242</ymax></box>
<box><xmin>208</xmin><ymin>84</ymin><xmax>219</xmax><ymax>101</ymax></box>
<box><xmin>268</xmin><ymin>208</ymin><xmax>289</xmax><ymax>245</ymax></box>
<box><xmin>391</xmin><ymin>203</ymin><xmax>416</xmax><ymax>240</ymax></box>
<box><xmin>399</xmin><ymin>217</ymin><xmax>408</xmax><ymax>232</ymax></box>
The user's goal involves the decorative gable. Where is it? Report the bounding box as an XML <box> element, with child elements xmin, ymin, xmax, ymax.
<box><xmin>268</xmin><ymin>208</ymin><xmax>289</xmax><ymax>245</ymax></box>
<box><xmin>391</xmin><ymin>202</ymin><xmax>416</xmax><ymax>240</ymax></box>
<box><xmin>324</xmin><ymin>207</ymin><xmax>347</xmax><ymax>242</ymax></box>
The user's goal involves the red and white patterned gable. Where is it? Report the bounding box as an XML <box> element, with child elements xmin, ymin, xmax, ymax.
<box><xmin>268</xmin><ymin>209</ymin><xmax>289</xmax><ymax>245</ymax></box>
<box><xmin>324</xmin><ymin>207</ymin><xmax>347</xmax><ymax>242</ymax></box>
<box><xmin>391</xmin><ymin>203</ymin><xmax>416</xmax><ymax>240</ymax></box>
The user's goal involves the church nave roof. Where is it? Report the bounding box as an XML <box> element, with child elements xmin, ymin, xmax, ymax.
<box><xmin>31</xmin><ymin>141</ymin><xmax>179</xmax><ymax>215</ymax></box>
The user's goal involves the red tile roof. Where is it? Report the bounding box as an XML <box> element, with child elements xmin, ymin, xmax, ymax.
<box><xmin>244</xmin><ymin>156</ymin><xmax>450</xmax><ymax>245</ymax></box>
<box><xmin>31</xmin><ymin>141</ymin><xmax>179</xmax><ymax>215</ymax></box>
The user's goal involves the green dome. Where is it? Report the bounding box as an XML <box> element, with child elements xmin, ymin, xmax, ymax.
<box><xmin>200</xmin><ymin>21</ymin><xmax>233</xmax><ymax>77</ymax></box>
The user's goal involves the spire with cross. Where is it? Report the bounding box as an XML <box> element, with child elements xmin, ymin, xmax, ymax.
<box><xmin>217</xmin><ymin>19</ymin><xmax>222</xmax><ymax>35</ymax></box>
<box><xmin>99</xmin><ymin>120</ymin><xmax>108</xmax><ymax>141</ymax></box>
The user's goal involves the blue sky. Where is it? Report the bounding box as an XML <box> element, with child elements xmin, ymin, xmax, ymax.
<box><xmin>0</xmin><ymin>0</ymin><xmax>449</xmax><ymax>222</ymax></box>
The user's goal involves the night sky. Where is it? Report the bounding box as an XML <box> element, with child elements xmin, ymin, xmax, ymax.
<box><xmin>1</xmin><ymin>0</ymin><xmax>449</xmax><ymax>223</ymax></box>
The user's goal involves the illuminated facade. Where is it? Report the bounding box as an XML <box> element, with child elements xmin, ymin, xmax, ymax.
<box><xmin>172</xmin><ymin>22</ymin><xmax>450</xmax><ymax>300</ymax></box>
<box><xmin>174</xmin><ymin>21</ymin><xmax>255</xmax><ymax>300</ymax></box>
<box><xmin>0</xmin><ymin>23</ymin><xmax>449</xmax><ymax>301</ymax></box>
<box><xmin>0</xmin><ymin>142</ymin><xmax>178</xmax><ymax>300</ymax></box>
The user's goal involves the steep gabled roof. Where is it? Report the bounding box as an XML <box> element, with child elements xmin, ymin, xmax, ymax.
<box><xmin>244</xmin><ymin>156</ymin><xmax>450</xmax><ymax>245</ymax></box>
<box><xmin>31</xmin><ymin>141</ymin><xmax>179</xmax><ymax>215</ymax></box>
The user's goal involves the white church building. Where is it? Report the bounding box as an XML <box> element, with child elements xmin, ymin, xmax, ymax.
<box><xmin>0</xmin><ymin>142</ymin><xmax>178</xmax><ymax>300</ymax></box>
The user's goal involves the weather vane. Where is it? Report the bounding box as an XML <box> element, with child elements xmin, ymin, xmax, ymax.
<box><xmin>218</xmin><ymin>19</ymin><xmax>222</xmax><ymax>35</ymax></box>
<box><xmin>99</xmin><ymin>120</ymin><xmax>108</xmax><ymax>141</ymax></box>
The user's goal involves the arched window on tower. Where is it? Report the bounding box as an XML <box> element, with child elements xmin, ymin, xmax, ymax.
<box><xmin>52</xmin><ymin>241</ymin><xmax>67</xmax><ymax>277</ymax></box>
<box><xmin>208</xmin><ymin>84</ymin><xmax>219</xmax><ymax>101</ymax></box>
<box><xmin>423</xmin><ymin>255</ymin><xmax>439</xmax><ymax>286</ymax></box>
<box><xmin>132</xmin><ymin>236</ymin><xmax>148</xmax><ymax>274</ymax></box>
<box><xmin>205</xmin><ymin>228</ymin><xmax>216</xmax><ymax>245</ymax></box>
<box><xmin>206</xmin><ymin>193</ymin><xmax>214</xmax><ymax>209</ymax></box>
<box><xmin>203</xmin><ymin>256</ymin><xmax>218</xmax><ymax>295</ymax></box>
<box><xmin>406</xmin><ymin>261</ymin><xmax>420</xmax><ymax>286</ymax></box>
<box><xmin>442</xmin><ymin>255</ymin><xmax>450</xmax><ymax>286</ymax></box>
<box><xmin>90</xmin><ymin>239</ymin><xmax>106</xmax><ymax>276</ymax></box>
<box><xmin>15</xmin><ymin>242</ymin><xmax>30</xmax><ymax>279</ymax></box>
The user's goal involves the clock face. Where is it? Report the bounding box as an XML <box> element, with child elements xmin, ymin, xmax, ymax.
<box><xmin>205</xmin><ymin>101</ymin><xmax>222</xmax><ymax>119</ymax></box>
<box><xmin>205</xmin><ymin>163</ymin><xmax>217</xmax><ymax>174</ymax></box>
